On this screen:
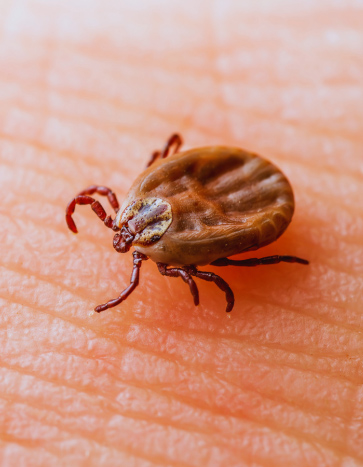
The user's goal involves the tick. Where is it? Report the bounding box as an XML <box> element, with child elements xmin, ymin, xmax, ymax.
<box><xmin>66</xmin><ymin>134</ymin><xmax>309</xmax><ymax>313</ymax></box>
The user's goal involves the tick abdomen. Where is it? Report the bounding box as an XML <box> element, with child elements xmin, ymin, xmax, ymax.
<box><xmin>123</xmin><ymin>147</ymin><xmax>294</xmax><ymax>266</ymax></box>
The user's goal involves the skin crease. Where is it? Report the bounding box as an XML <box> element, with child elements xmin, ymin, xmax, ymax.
<box><xmin>0</xmin><ymin>0</ymin><xmax>362</xmax><ymax>466</ymax></box>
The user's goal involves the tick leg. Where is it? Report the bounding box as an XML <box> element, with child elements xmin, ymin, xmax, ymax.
<box><xmin>95</xmin><ymin>252</ymin><xmax>148</xmax><ymax>313</ymax></box>
<box><xmin>160</xmin><ymin>133</ymin><xmax>183</xmax><ymax>159</ymax></box>
<box><xmin>189</xmin><ymin>268</ymin><xmax>235</xmax><ymax>313</ymax></box>
<box><xmin>146</xmin><ymin>133</ymin><xmax>183</xmax><ymax>167</ymax></box>
<box><xmin>78</xmin><ymin>185</ymin><xmax>120</xmax><ymax>213</ymax></box>
<box><xmin>157</xmin><ymin>263</ymin><xmax>199</xmax><ymax>306</ymax></box>
<box><xmin>66</xmin><ymin>195</ymin><xmax>115</xmax><ymax>234</ymax></box>
<box><xmin>211</xmin><ymin>255</ymin><xmax>309</xmax><ymax>267</ymax></box>
<box><xmin>66</xmin><ymin>185</ymin><xmax>120</xmax><ymax>234</ymax></box>
<box><xmin>146</xmin><ymin>150</ymin><xmax>161</xmax><ymax>168</ymax></box>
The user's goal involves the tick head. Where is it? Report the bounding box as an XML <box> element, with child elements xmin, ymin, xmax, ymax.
<box><xmin>113</xmin><ymin>198</ymin><xmax>172</xmax><ymax>253</ymax></box>
<box><xmin>112</xmin><ymin>226</ymin><xmax>134</xmax><ymax>253</ymax></box>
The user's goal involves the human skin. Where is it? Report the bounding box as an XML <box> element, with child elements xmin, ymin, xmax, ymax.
<box><xmin>0</xmin><ymin>1</ymin><xmax>362</xmax><ymax>466</ymax></box>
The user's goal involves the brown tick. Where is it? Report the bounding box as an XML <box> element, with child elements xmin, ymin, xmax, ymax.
<box><xmin>66</xmin><ymin>134</ymin><xmax>309</xmax><ymax>313</ymax></box>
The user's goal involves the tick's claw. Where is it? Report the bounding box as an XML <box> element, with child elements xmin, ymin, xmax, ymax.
<box><xmin>95</xmin><ymin>304</ymin><xmax>108</xmax><ymax>313</ymax></box>
<box><xmin>66</xmin><ymin>215</ymin><xmax>78</xmax><ymax>234</ymax></box>
<box><xmin>298</xmin><ymin>258</ymin><xmax>309</xmax><ymax>265</ymax></box>
<box><xmin>226</xmin><ymin>303</ymin><xmax>233</xmax><ymax>313</ymax></box>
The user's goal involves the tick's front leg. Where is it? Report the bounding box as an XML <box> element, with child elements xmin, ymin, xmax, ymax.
<box><xmin>66</xmin><ymin>185</ymin><xmax>120</xmax><ymax>233</ymax></box>
<box><xmin>95</xmin><ymin>251</ymin><xmax>148</xmax><ymax>312</ymax></box>
<box><xmin>78</xmin><ymin>185</ymin><xmax>120</xmax><ymax>213</ymax></box>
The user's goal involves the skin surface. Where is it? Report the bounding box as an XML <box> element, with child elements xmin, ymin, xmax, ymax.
<box><xmin>0</xmin><ymin>1</ymin><xmax>362</xmax><ymax>466</ymax></box>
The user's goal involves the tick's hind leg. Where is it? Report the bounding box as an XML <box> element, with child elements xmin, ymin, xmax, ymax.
<box><xmin>190</xmin><ymin>268</ymin><xmax>235</xmax><ymax>313</ymax></box>
<box><xmin>157</xmin><ymin>263</ymin><xmax>199</xmax><ymax>306</ymax></box>
<box><xmin>157</xmin><ymin>263</ymin><xmax>234</xmax><ymax>312</ymax></box>
<box><xmin>66</xmin><ymin>185</ymin><xmax>120</xmax><ymax>234</ymax></box>
<box><xmin>95</xmin><ymin>252</ymin><xmax>148</xmax><ymax>313</ymax></box>
<box><xmin>211</xmin><ymin>255</ymin><xmax>309</xmax><ymax>267</ymax></box>
<box><xmin>146</xmin><ymin>133</ymin><xmax>183</xmax><ymax>167</ymax></box>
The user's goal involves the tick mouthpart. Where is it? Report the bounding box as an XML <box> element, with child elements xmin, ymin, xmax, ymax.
<box><xmin>113</xmin><ymin>226</ymin><xmax>134</xmax><ymax>253</ymax></box>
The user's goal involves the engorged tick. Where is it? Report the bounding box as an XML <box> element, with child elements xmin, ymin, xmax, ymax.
<box><xmin>65</xmin><ymin>134</ymin><xmax>309</xmax><ymax>313</ymax></box>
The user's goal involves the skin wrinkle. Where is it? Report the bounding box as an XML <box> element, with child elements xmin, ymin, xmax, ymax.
<box><xmin>0</xmin><ymin>308</ymin><xmax>360</xmax><ymax>466</ymax></box>
<box><xmin>345</xmin><ymin>386</ymin><xmax>363</xmax><ymax>461</ymax></box>
<box><xmin>112</xmin><ymin>382</ymin><xmax>349</xmax><ymax>465</ymax></box>
<box><xmin>0</xmin><ymin>292</ymin><xmax>96</xmax><ymax>336</ymax></box>
<box><xmin>0</xmin><ymin>439</ymin><xmax>144</xmax><ymax>467</ymax></box>
<box><xmin>0</xmin><ymin>383</ymin><xmax>299</xmax><ymax>467</ymax></box>
<box><xmin>0</xmin><ymin>427</ymin><xmax>249</xmax><ymax>467</ymax></box>
<box><xmin>2</xmin><ymin>56</ymin><xmax>362</xmax><ymax>116</ymax></box>
<box><xmin>1</xmin><ymin>239</ymin><xmax>363</xmax><ymax>336</ymax></box>
<box><xmin>0</xmin><ymin>372</ymin><xmax>342</xmax><ymax>467</ymax></box>
<box><xmin>208</xmin><ymin>0</ymin><xmax>228</xmax><ymax>141</ymax></box>
<box><xmin>2</xmin><ymin>34</ymin><xmax>362</xmax><ymax>117</ymax></box>
<box><xmin>124</xmin><ymin>326</ymin><xmax>363</xmax><ymax>381</ymax></box>
<box><xmin>342</xmin><ymin>384</ymin><xmax>361</xmax><ymax>463</ymax></box>
<box><xmin>0</xmin><ymin>435</ymin><xmax>61</xmax><ymax>462</ymax></box>
<box><xmin>1</xmin><ymin>115</ymin><xmax>363</xmax><ymax>184</ymax></box>
<box><xmin>126</xmin><ymin>323</ymin><xmax>363</xmax><ymax>378</ymax></box>
<box><xmin>1</xmin><ymin>41</ymin><xmax>358</xmax><ymax>131</ymax></box>
<box><xmin>1</xmin><ymin>128</ymin><xmax>363</xmax><ymax>203</ymax></box>
<box><xmin>0</xmin><ymin>245</ymin><xmax>143</xmax><ymax>307</ymax></box>
<box><xmin>0</xmin><ymin>153</ymin><xmax>92</xmax><ymax>189</ymax></box>
<box><xmin>2</xmin><ymin>297</ymin><xmax>360</xmax><ymax>415</ymax></box>
<box><xmin>0</xmin><ymin>408</ymin><xmax>171</xmax><ymax>467</ymax></box>
<box><xmin>121</xmin><ymin>353</ymin><xmax>356</xmax><ymax>427</ymax></box>
<box><xmin>0</xmin><ymin>142</ymin><xmax>121</xmax><ymax>189</ymax></box>
<box><xmin>1</xmin><ymin>366</ymin><xmax>235</xmax><ymax>440</ymax></box>
<box><xmin>0</xmin><ymin>292</ymin><xmax>360</xmax><ymax>441</ymax></box>
<box><xmin>3</xmin><ymin>35</ymin><xmax>359</xmax><ymax>108</ymax></box>
<box><xmin>3</xmin><ymin>23</ymin><xmax>362</xmax><ymax>77</ymax></box>
<box><xmin>1</xmin><ymin>81</ymin><xmax>362</xmax><ymax>154</ymax></box>
<box><xmin>2</xmin><ymin>250</ymin><xmax>363</xmax><ymax>337</ymax></box>
<box><xmin>2</xmin><ymin>362</ymin><xmax>328</xmax><ymax>467</ymax></box>
<box><xmin>0</xmin><ymin>296</ymin><xmax>362</xmax><ymax>458</ymax></box>
<box><xmin>7</xmin><ymin>291</ymin><xmax>362</xmax><ymax>394</ymax></box>
<box><xmin>0</xmin><ymin>207</ymin><xmax>360</xmax><ymax>342</ymax></box>
<box><xmin>0</xmin><ymin>358</ymin><xmax>355</xmax><ymax>465</ymax></box>
<box><xmin>0</xmin><ymin>353</ymin><xmax>301</xmax><ymax>443</ymax></box>
<box><xmin>0</xmin><ymin>131</ymin><xmax>137</xmax><ymax>182</ymax></box>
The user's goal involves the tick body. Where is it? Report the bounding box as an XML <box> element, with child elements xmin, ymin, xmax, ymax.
<box><xmin>66</xmin><ymin>134</ymin><xmax>308</xmax><ymax>313</ymax></box>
